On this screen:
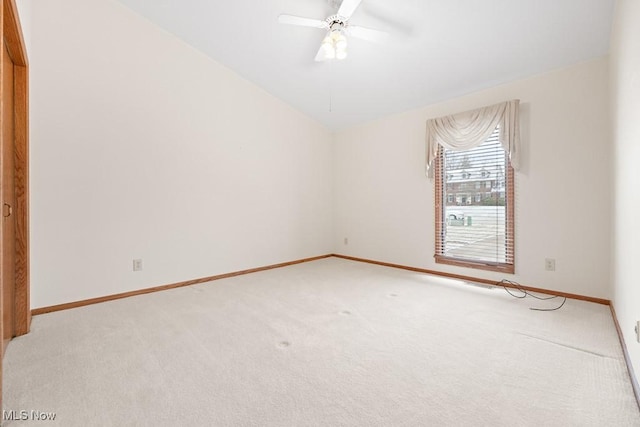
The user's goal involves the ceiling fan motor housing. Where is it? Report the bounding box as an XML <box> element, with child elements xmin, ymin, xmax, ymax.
<box><xmin>326</xmin><ymin>15</ymin><xmax>348</xmax><ymax>30</ymax></box>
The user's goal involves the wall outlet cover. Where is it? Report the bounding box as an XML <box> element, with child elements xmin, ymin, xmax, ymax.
<box><xmin>545</xmin><ymin>258</ymin><xmax>556</xmax><ymax>271</ymax></box>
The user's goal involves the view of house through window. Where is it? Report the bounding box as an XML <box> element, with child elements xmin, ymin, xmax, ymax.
<box><xmin>435</xmin><ymin>126</ymin><xmax>514</xmax><ymax>273</ymax></box>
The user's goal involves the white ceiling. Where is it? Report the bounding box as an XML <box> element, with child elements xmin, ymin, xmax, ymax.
<box><xmin>114</xmin><ymin>0</ymin><xmax>615</xmax><ymax>130</ymax></box>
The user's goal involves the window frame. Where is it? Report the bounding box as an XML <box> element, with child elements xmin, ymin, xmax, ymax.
<box><xmin>434</xmin><ymin>144</ymin><xmax>515</xmax><ymax>274</ymax></box>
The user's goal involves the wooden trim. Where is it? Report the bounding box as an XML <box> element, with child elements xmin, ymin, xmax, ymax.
<box><xmin>610</xmin><ymin>304</ymin><xmax>640</xmax><ymax>410</ymax></box>
<box><xmin>12</xmin><ymin>51</ymin><xmax>29</xmax><ymax>336</ymax></box>
<box><xmin>32</xmin><ymin>255</ymin><xmax>332</xmax><ymax>316</ymax></box>
<box><xmin>434</xmin><ymin>255</ymin><xmax>514</xmax><ymax>274</ymax></box>
<box><xmin>2</xmin><ymin>0</ymin><xmax>27</xmax><ymax>66</ymax></box>
<box><xmin>1</xmin><ymin>2</ymin><xmax>4</xmax><ymax>414</ymax></box>
<box><xmin>30</xmin><ymin>252</ymin><xmax>612</xmax><ymax>314</ymax></box>
<box><xmin>331</xmin><ymin>254</ymin><xmax>610</xmax><ymax>305</ymax></box>
<box><xmin>2</xmin><ymin>0</ymin><xmax>29</xmax><ymax>336</ymax></box>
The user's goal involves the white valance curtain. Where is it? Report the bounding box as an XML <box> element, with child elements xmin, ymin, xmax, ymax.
<box><xmin>425</xmin><ymin>100</ymin><xmax>520</xmax><ymax>177</ymax></box>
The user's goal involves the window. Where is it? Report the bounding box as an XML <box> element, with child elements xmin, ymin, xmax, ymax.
<box><xmin>434</xmin><ymin>126</ymin><xmax>514</xmax><ymax>273</ymax></box>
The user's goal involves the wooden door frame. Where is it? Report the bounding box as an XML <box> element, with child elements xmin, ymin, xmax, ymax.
<box><xmin>1</xmin><ymin>0</ymin><xmax>30</xmax><ymax>337</ymax></box>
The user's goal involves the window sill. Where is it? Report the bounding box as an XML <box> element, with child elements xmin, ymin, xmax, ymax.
<box><xmin>434</xmin><ymin>255</ymin><xmax>514</xmax><ymax>274</ymax></box>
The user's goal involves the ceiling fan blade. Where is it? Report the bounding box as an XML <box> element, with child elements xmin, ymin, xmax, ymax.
<box><xmin>348</xmin><ymin>25</ymin><xmax>389</xmax><ymax>43</ymax></box>
<box><xmin>337</xmin><ymin>0</ymin><xmax>363</xmax><ymax>19</ymax></box>
<box><xmin>278</xmin><ymin>14</ymin><xmax>327</xmax><ymax>29</ymax></box>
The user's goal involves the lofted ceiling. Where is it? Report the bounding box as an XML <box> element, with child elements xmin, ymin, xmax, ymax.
<box><xmin>114</xmin><ymin>0</ymin><xmax>615</xmax><ymax>130</ymax></box>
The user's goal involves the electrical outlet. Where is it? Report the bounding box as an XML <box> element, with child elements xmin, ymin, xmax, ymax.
<box><xmin>635</xmin><ymin>321</ymin><xmax>640</xmax><ymax>343</ymax></box>
<box><xmin>344</xmin><ymin>237</ymin><xmax>348</xmax><ymax>245</ymax></box>
<box><xmin>544</xmin><ymin>258</ymin><xmax>556</xmax><ymax>271</ymax></box>
<box><xmin>133</xmin><ymin>259</ymin><xmax>143</xmax><ymax>272</ymax></box>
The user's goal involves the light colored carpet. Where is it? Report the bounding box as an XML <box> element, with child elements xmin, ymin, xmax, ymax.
<box><xmin>3</xmin><ymin>258</ymin><xmax>639</xmax><ymax>426</ymax></box>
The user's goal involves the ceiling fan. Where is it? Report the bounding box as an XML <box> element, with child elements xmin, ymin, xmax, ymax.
<box><xmin>278</xmin><ymin>0</ymin><xmax>388</xmax><ymax>61</ymax></box>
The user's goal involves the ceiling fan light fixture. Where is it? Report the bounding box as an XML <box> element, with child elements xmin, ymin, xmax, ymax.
<box><xmin>320</xmin><ymin>29</ymin><xmax>347</xmax><ymax>61</ymax></box>
<box><xmin>334</xmin><ymin>34</ymin><xmax>347</xmax><ymax>50</ymax></box>
<box><xmin>321</xmin><ymin>36</ymin><xmax>336</xmax><ymax>59</ymax></box>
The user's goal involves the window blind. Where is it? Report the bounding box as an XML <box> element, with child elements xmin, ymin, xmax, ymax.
<box><xmin>435</xmin><ymin>126</ymin><xmax>514</xmax><ymax>272</ymax></box>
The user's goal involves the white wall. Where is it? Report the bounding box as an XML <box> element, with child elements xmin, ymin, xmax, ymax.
<box><xmin>24</xmin><ymin>0</ymin><xmax>333</xmax><ymax>308</ymax></box>
<box><xmin>15</xmin><ymin>0</ymin><xmax>31</xmax><ymax>55</ymax></box>
<box><xmin>18</xmin><ymin>0</ymin><xmax>619</xmax><ymax>310</ymax></box>
<box><xmin>610</xmin><ymin>0</ymin><xmax>640</xmax><ymax>385</ymax></box>
<box><xmin>334</xmin><ymin>58</ymin><xmax>611</xmax><ymax>299</ymax></box>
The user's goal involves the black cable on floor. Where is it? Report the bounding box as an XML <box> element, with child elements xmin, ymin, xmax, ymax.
<box><xmin>496</xmin><ymin>279</ymin><xmax>567</xmax><ymax>311</ymax></box>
